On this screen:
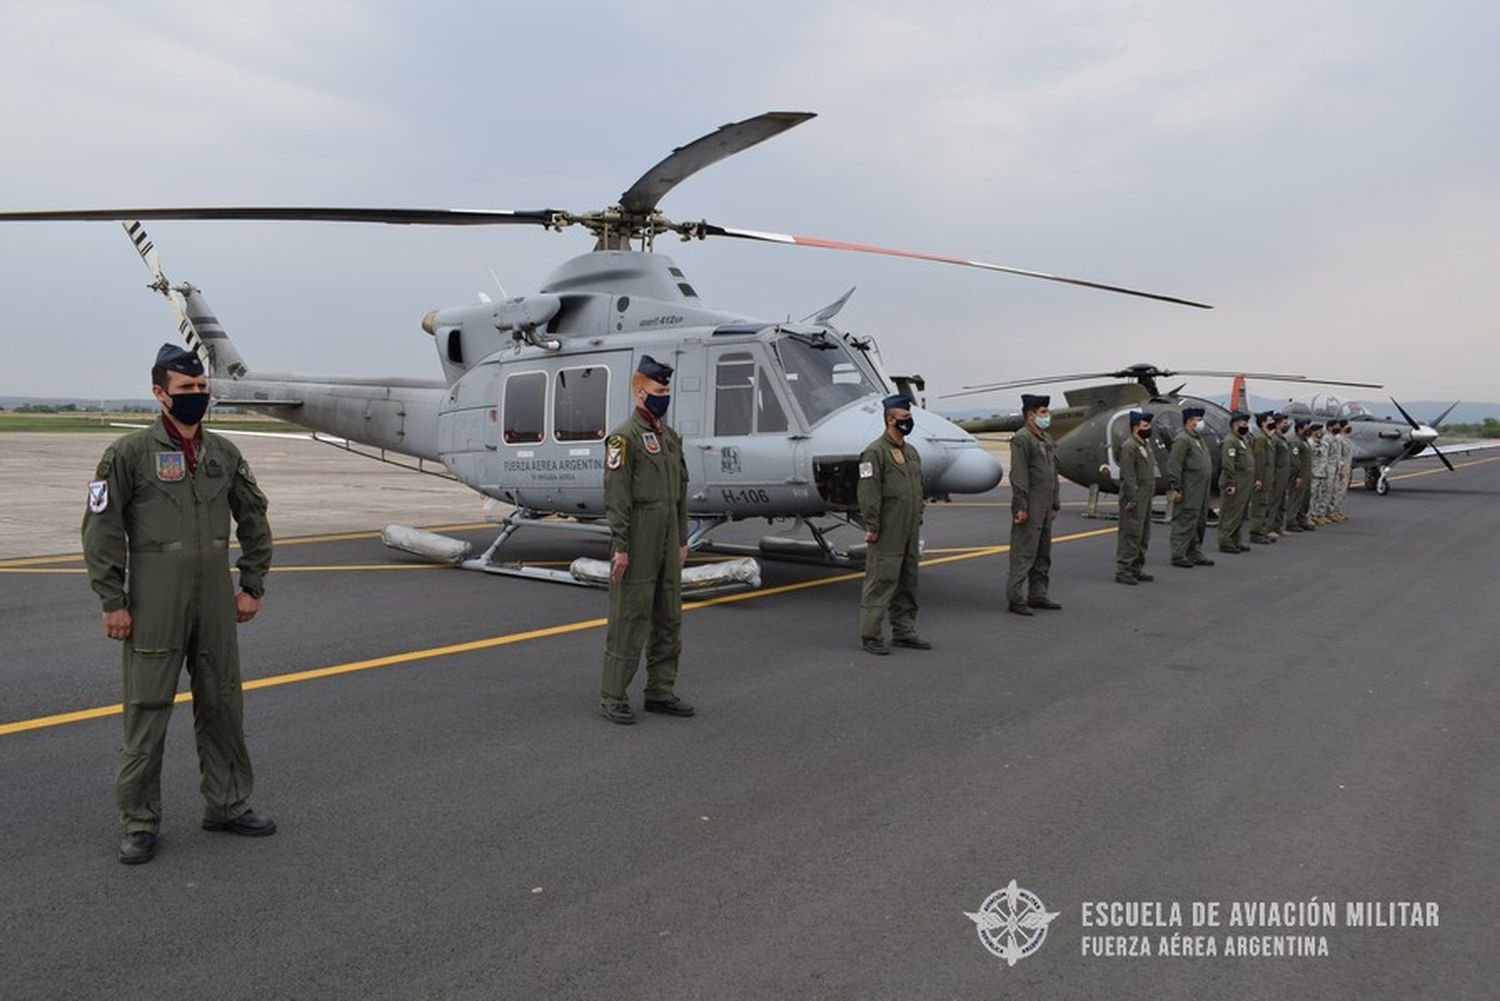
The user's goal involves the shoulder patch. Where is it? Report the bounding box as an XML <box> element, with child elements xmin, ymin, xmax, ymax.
<box><xmin>606</xmin><ymin>435</ymin><xmax>626</xmax><ymax>470</ymax></box>
<box><xmin>87</xmin><ymin>480</ymin><xmax>109</xmax><ymax>514</ymax></box>
<box><xmin>238</xmin><ymin>461</ymin><xmax>257</xmax><ymax>484</ymax></box>
<box><xmin>859</xmin><ymin>461</ymin><xmax>874</xmax><ymax>478</ymax></box>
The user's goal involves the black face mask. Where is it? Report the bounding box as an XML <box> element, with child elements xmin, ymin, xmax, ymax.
<box><xmin>1135</xmin><ymin>427</ymin><xmax>1151</xmax><ymax>440</ymax></box>
<box><xmin>1235</xmin><ymin>424</ymin><xmax>1248</xmax><ymax>436</ymax></box>
<box><xmin>166</xmin><ymin>391</ymin><xmax>210</xmax><ymax>427</ymax></box>
<box><xmin>892</xmin><ymin>416</ymin><xmax>915</xmax><ymax>435</ymax></box>
<box><xmin>643</xmin><ymin>392</ymin><xmax>670</xmax><ymax>418</ymax></box>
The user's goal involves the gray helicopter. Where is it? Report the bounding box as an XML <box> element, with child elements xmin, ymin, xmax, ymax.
<box><xmin>0</xmin><ymin>112</ymin><xmax>1211</xmax><ymax>584</ymax></box>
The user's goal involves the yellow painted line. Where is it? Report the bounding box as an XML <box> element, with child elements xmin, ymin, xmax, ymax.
<box><xmin>0</xmin><ymin>521</ymin><xmax>494</xmax><ymax>568</ymax></box>
<box><xmin>1</xmin><ymin>526</ymin><xmax>1118</xmax><ymax>737</ymax></box>
<box><xmin>0</xmin><ymin>568</ymin><xmax>86</xmax><ymax>575</ymax></box>
<box><xmin>0</xmin><ymin>553</ymin><xmax>90</xmax><ymax>568</ymax></box>
<box><xmin>940</xmin><ymin>500</ymin><xmax>1089</xmax><ymax>508</ymax></box>
<box><xmin>1388</xmin><ymin>454</ymin><xmax>1500</xmax><ymax>482</ymax></box>
<box><xmin>1</xmin><ymin>563</ymin><xmax>450</xmax><ymax>576</ymax></box>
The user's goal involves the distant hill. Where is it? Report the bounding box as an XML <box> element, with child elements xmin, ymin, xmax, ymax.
<box><xmin>1</xmin><ymin>396</ymin><xmax>156</xmax><ymax>410</ymax></box>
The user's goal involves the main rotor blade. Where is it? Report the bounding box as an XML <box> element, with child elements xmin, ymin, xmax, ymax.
<box><xmin>956</xmin><ymin>372</ymin><xmax>1120</xmax><ymax>393</ymax></box>
<box><xmin>0</xmin><ymin>207</ymin><xmax>558</xmax><ymax>226</ymax></box>
<box><xmin>700</xmin><ymin>224</ymin><xmax>1214</xmax><ymax>308</ymax></box>
<box><xmin>1169</xmin><ymin>370</ymin><xmax>1384</xmax><ymax>388</ymax></box>
<box><xmin>619</xmin><ymin>112</ymin><xmax>816</xmax><ymax>215</ymax></box>
<box><xmin>1431</xmin><ymin>401</ymin><xmax>1460</xmax><ymax>428</ymax></box>
<box><xmin>1390</xmin><ymin>397</ymin><xmax>1422</xmax><ymax>430</ymax></box>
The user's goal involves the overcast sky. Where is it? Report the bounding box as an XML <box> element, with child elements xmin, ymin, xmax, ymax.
<box><xmin>1</xmin><ymin>0</ymin><xmax>1495</xmax><ymax>407</ymax></box>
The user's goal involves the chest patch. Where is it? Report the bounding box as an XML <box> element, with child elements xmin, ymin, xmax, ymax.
<box><xmin>890</xmin><ymin>448</ymin><xmax>905</xmax><ymax>465</ymax></box>
<box><xmin>155</xmin><ymin>452</ymin><xmax>186</xmax><ymax>482</ymax></box>
<box><xmin>87</xmin><ymin>480</ymin><xmax>109</xmax><ymax>514</ymax></box>
<box><xmin>643</xmin><ymin>431</ymin><xmax>661</xmax><ymax>454</ymax></box>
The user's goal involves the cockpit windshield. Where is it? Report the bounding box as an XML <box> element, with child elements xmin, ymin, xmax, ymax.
<box><xmin>774</xmin><ymin>332</ymin><xmax>883</xmax><ymax>425</ymax></box>
<box><xmin>1340</xmin><ymin>400</ymin><xmax>1370</xmax><ymax>418</ymax></box>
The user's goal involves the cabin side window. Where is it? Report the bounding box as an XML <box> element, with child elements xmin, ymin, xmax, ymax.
<box><xmin>715</xmin><ymin>353</ymin><xmax>755</xmax><ymax>435</ymax></box>
<box><xmin>757</xmin><ymin>367</ymin><xmax>788</xmax><ymax>433</ymax></box>
<box><xmin>554</xmin><ymin>366</ymin><xmax>609</xmax><ymax>442</ymax></box>
<box><xmin>715</xmin><ymin>353</ymin><xmax>790</xmax><ymax>435</ymax></box>
<box><xmin>503</xmin><ymin>371</ymin><xmax>546</xmax><ymax>444</ymax></box>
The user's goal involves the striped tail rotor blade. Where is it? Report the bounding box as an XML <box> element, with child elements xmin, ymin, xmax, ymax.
<box><xmin>699</xmin><ymin>224</ymin><xmax>1214</xmax><ymax>309</ymax></box>
<box><xmin>121</xmin><ymin>221</ymin><xmax>206</xmax><ymax>368</ymax></box>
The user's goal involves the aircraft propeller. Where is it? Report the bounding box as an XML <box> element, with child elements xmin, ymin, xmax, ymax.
<box><xmin>1390</xmin><ymin>397</ymin><xmax>1456</xmax><ymax>471</ymax></box>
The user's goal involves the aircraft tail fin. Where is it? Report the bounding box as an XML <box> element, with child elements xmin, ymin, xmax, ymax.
<box><xmin>1229</xmin><ymin>374</ymin><xmax>1248</xmax><ymax>413</ymax></box>
<box><xmin>121</xmin><ymin>220</ymin><xmax>249</xmax><ymax>379</ymax></box>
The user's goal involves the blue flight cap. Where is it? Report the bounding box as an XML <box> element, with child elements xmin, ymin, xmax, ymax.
<box><xmin>881</xmin><ymin>393</ymin><xmax>914</xmax><ymax>412</ymax></box>
<box><xmin>1020</xmin><ymin>393</ymin><xmax>1050</xmax><ymax>412</ymax></box>
<box><xmin>154</xmin><ymin>342</ymin><xmax>203</xmax><ymax>377</ymax></box>
<box><xmin>1230</xmin><ymin>410</ymin><xmax>1250</xmax><ymax>423</ymax></box>
<box><xmin>1182</xmin><ymin>406</ymin><xmax>1206</xmax><ymax>420</ymax></box>
<box><xmin>1273</xmin><ymin>412</ymin><xmax>1288</xmax><ymax>421</ymax></box>
<box><xmin>1257</xmin><ymin>410</ymin><xmax>1276</xmax><ymax>424</ymax></box>
<box><xmin>1294</xmin><ymin>417</ymin><xmax>1311</xmax><ymax>428</ymax></box>
<box><xmin>637</xmin><ymin>354</ymin><xmax>674</xmax><ymax>383</ymax></box>
<box><xmin>1129</xmin><ymin>410</ymin><xmax>1154</xmax><ymax>425</ymax></box>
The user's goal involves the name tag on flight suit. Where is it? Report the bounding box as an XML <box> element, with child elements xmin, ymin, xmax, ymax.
<box><xmin>205</xmin><ymin>457</ymin><xmax>224</xmax><ymax>479</ymax></box>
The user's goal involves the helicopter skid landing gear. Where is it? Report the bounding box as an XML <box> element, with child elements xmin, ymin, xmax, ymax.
<box><xmin>445</xmin><ymin>509</ymin><xmax>760</xmax><ymax>594</ymax></box>
<box><xmin>694</xmin><ymin>515</ymin><xmax>868</xmax><ymax>566</ymax></box>
<box><xmin>459</xmin><ymin>508</ymin><xmax>608</xmax><ymax>586</ymax></box>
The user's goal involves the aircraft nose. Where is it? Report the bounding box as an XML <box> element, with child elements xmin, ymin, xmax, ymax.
<box><xmin>935</xmin><ymin>445</ymin><xmax>1003</xmax><ymax>494</ymax></box>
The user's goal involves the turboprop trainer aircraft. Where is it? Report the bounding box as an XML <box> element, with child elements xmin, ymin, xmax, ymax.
<box><xmin>1269</xmin><ymin>391</ymin><xmax>1500</xmax><ymax>495</ymax></box>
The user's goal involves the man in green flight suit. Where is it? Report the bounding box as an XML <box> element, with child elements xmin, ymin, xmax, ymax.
<box><xmin>1287</xmin><ymin>419</ymin><xmax>1317</xmax><ymax>531</ymax></box>
<box><xmin>1269</xmin><ymin>413</ymin><xmax>1292</xmax><ymax>540</ymax></box>
<box><xmin>599</xmin><ymin>355</ymin><xmax>694</xmax><ymax>725</ymax></box>
<box><xmin>1114</xmin><ymin>410</ymin><xmax>1157</xmax><ymax>585</ymax></box>
<box><xmin>858</xmin><ymin>393</ymin><xmax>930</xmax><ymax>654</ymax></box>
<box><xmin>1166</xmin><ymin>405</ymin><xmax>1215</xmax><ymax>569</ymax></box>
<box><xmin>1248</xmin><ymin>411</ymin><xmax>1278</xmax><ymax>545</ymax></box>
<box><xmin>1007</xmin><ymin>393</ymin><xmax>1062</xmax><ymax>615</ymax></box>
<box><xmin>83</xmin><ymin>343</ymin><xmax>275</xmax><ymax>866</ymax></box>
<box><xmin>1217</xmin><ymin>410</ymin><xmax>1257</xmax><ymax>554</ymax></box>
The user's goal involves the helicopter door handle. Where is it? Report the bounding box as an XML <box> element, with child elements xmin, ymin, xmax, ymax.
<box><xmin>785</xmin><ymin>476</ymin><xmax>810</xmax><ymax>484</ymax></box>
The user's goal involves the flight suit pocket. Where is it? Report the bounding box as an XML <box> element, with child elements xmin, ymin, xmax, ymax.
<box><xmin>191</xmin><ymin>649</ymin><xmax>240</xmax><ymax>709</ymax></box>
<box><xmin>123</xmin><ymin>648</ymin><xmax>181</xmax><ymax>710</ymax></box>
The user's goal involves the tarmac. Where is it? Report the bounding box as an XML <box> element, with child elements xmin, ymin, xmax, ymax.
<box><xmin>2</xmin><ymin>440</ymin><xmax>1498</xmax><ymax>1000</ymax></box>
